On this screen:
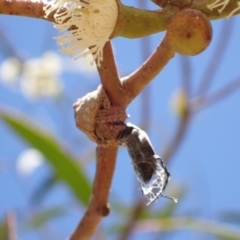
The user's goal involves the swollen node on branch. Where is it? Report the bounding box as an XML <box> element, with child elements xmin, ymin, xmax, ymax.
<box><xmin>166</xmin><ymin>9</ymin><xmax>212</xmax><ymax>56</ymax></box>
<box><xmin>73</xmin><ymin>86</ymin><xmax>127</xmax><ymax>146</ymax></box>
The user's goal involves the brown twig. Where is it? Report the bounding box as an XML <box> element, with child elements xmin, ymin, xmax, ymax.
<box><xmin>118</xmin><ymin>0</ymin><xmax>153</xmax><ymax>233</ymax></box>
<box><xmin>0</xmin><ymin>0</ymin><xmax>55</xmax><ymax>22</ymax></box>
<box><xmin>163</xmin><ymin>55</ymin><xmax>192</xmax><ymax>164</ymax></box>
<box><xmin>0</xmin><ymin>0</ymin><xmax>239</xmax><ymax>35</ymax></box>
<box><xmin>139</xmin><ymin>34</ymin><xmax>152</xmax><ymax>131</ymax></box>
<box><xmin>122</xmin><ymin>35</ymin><xmax>175</xmax><ymax>101</ymax></box>
<box><xmin>97</xmin><ymin>41</ymin><xmax>129</xmax><ymax>106</ymax></box>
<box><xmin>70</xmin><ymin>41</ymin><xmax>127</xmax><ymax>240</ymax></box>
<box><xmin>72</xmin><ymin>32</ymin><xmax>176</xmax><ymax>238</ymax></box>
<box><xmin>118</xmin><ymin>200</ymin><xmax>145</xmax><ymax>240</ymax></box>
<box><xmin>190</xmin><ymin>77</ymin><xmax>240</xmax><ymax>112</ymax></box>
<box><xmin>6</xmin><ymin>211</ymin><xmax>18</xmax><ymax>240</ymax></box>
<box><xmin>196</xmin><ymin>20</ymin><xmax>233</xmax><ymax>95</ymax></box>
<box><xmin>180</xmin><ymin>56</ymin><xmax>192</xmax><ymax>95</ymax></box>
<box><xmin>69</xmin><ymin>146</ymin><xmax>118</xmax><ymax>240</ymax></box>
<box><xmin>163</xmin><ymin>109</ymin><xmax>190</xmax><ymax>163</ymax></box>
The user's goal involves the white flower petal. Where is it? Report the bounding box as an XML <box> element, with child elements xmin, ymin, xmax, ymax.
<box><xmin>0</xmin><ymin>57</ymin><xmax>21</xmax><ymax>85</ymax></box>
<box><xmin>44</xmin><ymin>0</ymin><xmax>118</xmax><ymax>66</ymax></box>
<box><xmin>20</xmin><ymin>52</ymin><xmax>63</xmax><ymax>99</ymax></box>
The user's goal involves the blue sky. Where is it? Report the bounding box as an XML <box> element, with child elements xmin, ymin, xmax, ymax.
<box><xmin>0</xmin><ymin>0</ymin><xmax>240</xmax><ymax>239</ymax></box>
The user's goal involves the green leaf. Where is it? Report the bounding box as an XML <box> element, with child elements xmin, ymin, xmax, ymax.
<box><xmin>0</xmin><ymin>107</ymin><xmax>91</xmax><ymax>206</ymax></box>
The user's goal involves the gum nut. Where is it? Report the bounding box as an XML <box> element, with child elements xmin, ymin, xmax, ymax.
<box><xmin>166</xmin><ymin>9</ymin><xmax>212</xmax><ymax>55</ymax></box>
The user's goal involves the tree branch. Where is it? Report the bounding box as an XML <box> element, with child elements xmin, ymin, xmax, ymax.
<box><xmin>69</xmin><ymin>146</ymin><xmax>118</xmax><ymax>240</ymax></box>
<box><xmin>190</xmin><ymin>77</ymin><xmax>240</xmax><ymax>111</ymax></box>
<box><xmin>97</xmin><ymin>41</ymin><xmax>129</xmax><ymax>106</ymax></box>
<box><xmin>122</xmin><ymin>35</ymin><xmax>175</xmax><ymax>101</ymax></box>
<box><xmin>0</xmin><ymin>0</ymin><xmax>55</xmax><ymax>22</ymax></box>
<box><xmin>6</xmin><ymin>211</ymin><xmax>18</xmax><ymax>240</ymax></box>
<box><xmin>163</xmin><ymin>110</ymin><xmax>191</xmax><ymax>163</ymax></box>
<box><xmin>196</xmin><ymin>19</ymin><xmax>233</xmax><ymax>95</ymax></box>
<box><xmin>163</xmin><ymin>55</ymin><xmax>192</xmax><ymax>163</ymax></box>
<box><xmin>0</xmin><ymin>0</ymin><xmax>239</xmax><ymax>38</ymax></box>
<box><xmin>118</xmin><ymin>200</ymin><xmax>145</xmax><ymax>240</ymax></box>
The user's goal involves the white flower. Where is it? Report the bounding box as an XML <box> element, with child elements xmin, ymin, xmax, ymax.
<box><xmin>20</xmin><ymin>51</ymin><xmax>63</xmax><ymax>99</ymax></box>
<box><xmin>44</xmin><ymin>0</ymin><xmax>118</xmax><ymax>67</ymax></box>
<box><xmin>208</xmin><ymin>0</ymin><xmax>240</xmax><ymax>18</ymax></box>
<box><xmin>0</xmin><ymin>57</ymin><xmax>21</xmax><ymax>86</ymax></box>
<box><xmin>16</xmin><ymin>149</ymin><xmax>44</xmax><ymax>176</ymax></box>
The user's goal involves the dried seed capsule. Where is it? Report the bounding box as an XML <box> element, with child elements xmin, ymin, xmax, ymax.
<box><xmin>119</xmin><ymin>123</ymin><xmax>177</xmax><ymax>205</ymax></box>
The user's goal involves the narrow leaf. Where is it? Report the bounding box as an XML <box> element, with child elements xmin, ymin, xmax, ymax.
<box><xmin>0</xmin><ymin>107</ymin><xmax>91</xmax><ymax>205</ymax></box>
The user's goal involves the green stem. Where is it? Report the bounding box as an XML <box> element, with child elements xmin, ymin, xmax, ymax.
<box><xmin>112</xmin><ymin>0</ymin><xmax>239</xmax><ymax>39</ymax></box>
<box><xmin>112</xmin><ymin>2</ymin><xmax>177</xmax><ymax>38</ymax></box>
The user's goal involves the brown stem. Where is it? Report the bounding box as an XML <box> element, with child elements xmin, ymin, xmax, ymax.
<box><xmin>180</xmin><ymin>56</ymin><xmax>192</xmax><ymax>96</ymax></box>
<box><xmin>0</xmin><ymin>0</ymin><xmax>55</xmax><ymax>22</ymax></box>
<box><xmin>190</xmin><ymin>77</ymin><xmax>240</xmax><ymax>112</ymax></box>
<box><xmin>122</xmin><ymin>35</ymin><xmax>175</xmax><ymax>101</ymax></box>
<box><xmin>118</xmin><ymin>200</ymin><xmax>145</xmax><ymax>240</ymax></box>
<box><xmin>196</xmin><ymin>20</ymin><xmax>233</xmax><ymax>95</ymax></box>
<box><xmin>139</xmin><ymin>33</ymin><xmax>152</xmax><ymax>131</ymax></box>
<box><xmin>162</xmin><ymin>54</ymin><xmax>192</xmax><ymax>163</ymax></box>
<box><xmin>6</xmin><ymin>211</ymin><xmax>18</xmax><ymax>240</ymax></box>
<box><xmin>163</xmin><ymin>109</ymin><xmax>190</xmax><ymax>163</ymax></box>
<box><xmin>97</xmin><ymin>41</ymin><xmax>129</xmax><ymax>106</ymax></box>
<box><xmin>69</xmin><ymin>146</ymin><xmax>118</xmax><ymax>240</ymax></box>
<box><xmin>118</xmin><ymin>0</ymin><xmax>152</xmax><ymax>234</ymax></box>
<box><xmin>0</xmin><ymin>0</ymin><xmax>239</xmax><ymax>36</ymax></box>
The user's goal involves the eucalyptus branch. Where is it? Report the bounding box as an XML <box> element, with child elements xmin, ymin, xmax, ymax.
<box><xmin>180</xmin><ymin>56</ymin><xmax>192</xmax><ymax>95</ymax></box>
<box><xmin>196</xmin><ymin>20</ymin><xmax>233</xmax><ymax>95</ymax></box>
<box><xmin>84</xmin><ymin>0</ymin><xmax>238</xmax><ymax>36</ymax></box>
<box><xmin>72</xmin><ymin>33</ymin><xmax>176</xmax><ymax>238</ymax></box>
<box><xmin>71</xmin><ymin>41</ymin><xmax>130</xmax><ymax>239</ymax></box>
<box><xmin>69</xmin><ymin>146</ymin><xmax>118</xmax><ymax>240</ymax></box>
<box><xmin>0</xmin><ymin>0</ymin><xmax>54</xmax><ymax>22</ymax></box>
<box><xmin>122</xmin><ymin>35</ymin><xmax>175</xmax><ymax>101</ymax></box>
<box><xmin>6</xmin><ymin>211</ymin><xmax>18</xmax><ymax>240</ymax></box>
<box><xmin>160</xmin><ymin>59</ymin><xmax>192</xmax><ymax>163</ymax></box>
<box><xmin>97</xmin><ymin>41</ymin><xmax>129</xmax><ymax>106</ymax></box>
<box><xmin>190</xmin><ymin>77</ymin><xmax>240</xmax><ymax>112</ymax></box>
<box><xmin>1</xmin><ymin>0</ymin><xmax>238</xmax><ymax>239</ymax></box>
<box><xmin>0</xmin><ymin>0</ymin><xmax>239</xmax><ymax>39</ymax></box>
<box><xmin>163</xmin><ymin>109</ymin><xmax>191</xmax><ymax>163</ymax></box>
<box><xmin>118</xmin><ymin>200</ymin><xmax>145</xmax><ymax>240</ymax></box>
